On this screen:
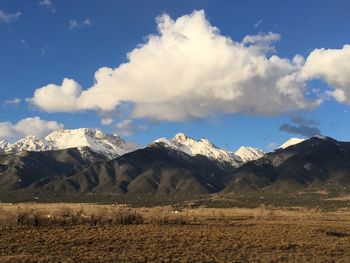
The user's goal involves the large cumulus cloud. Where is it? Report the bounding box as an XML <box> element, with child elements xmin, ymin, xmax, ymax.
<box><xmin>28</xmin><ymin>10</ymin><xmax>321</xmax><ymax>121</ymax></box>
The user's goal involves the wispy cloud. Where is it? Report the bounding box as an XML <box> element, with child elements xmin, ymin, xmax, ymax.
<box><xmin>280</xmin><ymin>116</ymin><xmax>321</xmax><ymax>137</ymax></box>
<box><xmin>4</xmin><ymin>98</ymin><xmax>21</xmax><ymax>106</ymax></box>
<box><xmin>116</xmin><ymin>120</ymin><xmax>146</xmax><ymax>136</ymax></box>
<box><xmin>0</xmin><ymin>10</ymin><xmax>21</xmax><ymax>24</ymax></box>
<box><xmin>101</xmin><ymin>118</ymin><xmax>113</xmax><ymax>126</ymax></box>
<box><xmin>69</xmin><ymin>18</ymin><xmax>92</xmax><ymax>31</ymax></box>
<box><xmin>38</xmin><ymin>0</ymin><xmax>55</xmax><ymax>13</ymax></box>
<box><xmin>267</xmin><ymin>142</ymin><xmax>278</xmax><ymax>150</ymax></box>
<box><xmin>20</xmin><ymin>39</ymin><xmax>52</xmax><ymax>56</ymax></box>
<box><xmin>254</xmin><ymin>19</ymin><xmax>263</xmax><ymax>28</ymax></box>
<box><xmin>39</xmin><ymin>45</ymin><xmax>51</xmax><ymax>56</ymax></box>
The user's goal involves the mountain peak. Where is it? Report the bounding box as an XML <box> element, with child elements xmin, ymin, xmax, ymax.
<box><xmin>234</xmin><ymin>146</ymin><xmax>265</xmax><ymax>162</ymax></box>
<box><xmin>10</xmin><ymin>135</ymin><xmax>52</xmax><ymax>153</ymax></box>
<box><xmin>0</xmin><ymin>128</ymin><xmax>139</xmax><ymax>159</ymax></box>
<box><xmin>0</xmin><ymin>139</ymin><xmax>9</xmax><ymax>153</ymax></box>
<box><xmin>154</xmin><ymin>133</ymin><xmax>264</xmax><ymax>167</ymax></box>
<box><xmin>47</xmin><ymin>128</ymin><xmax>103</xmax><ymax>138</ymax></box>
<box><xmin>45</xmin><ymin>128</ymin><xmax>139</xmax><ymax>159</ymax></box>
<box><xmin>173</xmin><ymin>133</ymin><xmax>192</xmax><ymax>142</ymax></box>
<box><xmin>312</xmin><ymin>135</ymin><xmax>333</xmax><ymax>141</ymax></box>
<box><xmin>279</xmin><ymin>138</ymin><xmax>305</xmax><ymax>149</ymax></box>
<box><xmin>199</xmin><ymin>138</ymin><xmax>214</xmax><ymax>147</ymax></box>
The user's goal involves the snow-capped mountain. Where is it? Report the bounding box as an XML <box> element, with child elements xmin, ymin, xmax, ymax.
<box><xmin>8</xmin><ymin>135</ymin><xmax>53</xmax><ymax>154</ymax></box>
<box><xmin>45</xmin><ymin>128</ymin><xmax>139</xmax><ymax>159</ymax></box>
<box><xmin>0</xmin><ymin>140</ymin><xmax>9</xmax><ymax>153</ymax></box>
<box><xmin>279</xmin><ymin>138</ymin><xmax>305</xmax><ymax>149</ymax></box>
<box><xmin>153</xmin><ymin>133</ymin><xmax>264</xmax><ymax>166</ymax></box>
<box><xmin>1</xmin><ymin>129</ymin><xmax>267</xmax><ymax>164</ymax></box>
<box><xmin>2</xmin><ymin>128</ymin><xmax>140</xmax><ymax>159</ymax></box>
<box><xmin>234</xmin><ymin>146</ymin><xmax>265</xmax><ymax>162</ymax></box>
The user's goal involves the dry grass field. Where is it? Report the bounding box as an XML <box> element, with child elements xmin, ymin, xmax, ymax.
<box><xmin>0</xmin><ymin>203</ymin><xmax>350</xmax><ymax>262</ymax></box>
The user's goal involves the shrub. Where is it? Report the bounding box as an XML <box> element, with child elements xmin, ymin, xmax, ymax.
<box><xmin>111</xmin><ymin>208</ymin><xmax>144</xmax><ymax>225</ymax></box>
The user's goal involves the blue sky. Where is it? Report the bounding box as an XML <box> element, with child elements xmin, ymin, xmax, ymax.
<box><xmin>1</xmin><ymin>0</ymin><xmax>350</xmax><ymax>151</ymax></box>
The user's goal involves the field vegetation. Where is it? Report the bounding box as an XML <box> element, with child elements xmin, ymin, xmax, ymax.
<box><xmin>0</xmin><ymin>203</ymin><xmax>350</xmax><ymax>262</ymax></box>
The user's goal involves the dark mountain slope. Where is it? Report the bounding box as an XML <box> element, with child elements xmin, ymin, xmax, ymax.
<box><xmin>0</xmin><ymin>147</ymin><xmax>106</xmax><ymax>191</ymax></box>
<box><xmin>224</xmin><ymin>136</ymin><xmax>350</xmax><ymax>194</ymax></box>
<box><xmin>3</xmin><ymin>135</ymin><xmax>350</xmax><ymax>202</ymax></box>
<box><xmin>35</xmin><ymin>144</ymin><xmax>235</xmax><ymax>195</ymax></box>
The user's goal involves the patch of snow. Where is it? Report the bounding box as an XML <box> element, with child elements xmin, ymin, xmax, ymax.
<box><xmin>314</xmin><ymin>135</ymin><xmax>327</xmax><ymax>140</ymax></box>
<box><xmin>303</xmin><ymin>163</ymin><xmax>313</xmax><ymax>171</ymax></box>
<box><xmin>278</xmin><ymin>138</ymin><xmax>305</xmax><ymax>149</ymax></box>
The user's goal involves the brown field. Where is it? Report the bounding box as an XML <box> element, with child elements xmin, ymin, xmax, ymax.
<box><xmin>0</xmin><ymin>204</ymin><xmax>350</xmax><ymax>262</ymax></box>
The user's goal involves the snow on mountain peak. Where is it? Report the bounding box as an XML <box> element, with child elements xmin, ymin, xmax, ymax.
<box><xmin>279</xmin><ymin>138</ymin><xmax>305</xmax><ymax>149</ymax></box>
<box><xmin>0</xmin><ymin>128</ymin><xmax>139</xmax><ymax>159</ymax></box>
<box><xmin>234</xmin><ymin>146</ymin><xmax>265</xmax><ymax>162</ymax></box>
<box><xmin>173</xmin><ymin>132</ymin><xmax>189</xmax><ymax>142</ymax></box>
<box><xmin>155</xmin><ymin>133</ymin><xmax>244</xmax><ymax>166</ymax></box>
<box><xmin>0</xmin><ymin>139</ymin><xmax>9</xmax><ymax>153</ymax></box>
<box><xmin>172</xmin><ymin>133</ymin><xmax>214</xmax><ymax>147</ymax></box>
<box><xmin>45</xmin><ymin>128</ymin><xmax>139</xmax><ymax>159</ymax></box>
<box><xmin>199</xmin><ymin>138</ymin><xmax>214</xmax><ymax>147</ymax></box>
<box><xmin>8</xmin><ymin>135</ymin><xmax>52</xmax><ymax>153</ymax></box>
<box><xmin>1</xmin><ymin>128</ymin><xmax>265</xmax><ymax>166</ymax></box>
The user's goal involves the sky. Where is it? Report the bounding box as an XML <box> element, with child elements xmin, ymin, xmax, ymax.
<box><xmin>1</xmin><ymin>0</ymin><xmax>350</xmax><ymax>151</ymax></box>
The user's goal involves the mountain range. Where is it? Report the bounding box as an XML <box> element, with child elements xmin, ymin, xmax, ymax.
<box><xmin>1</xmin><ymin>128</ymin><xmax>349</xmax><ymax>203</ymax></box>
<box><xmin>0</xmin><ymin>128</ymin><xmax>140</xmax><ymax>159</ymax></box>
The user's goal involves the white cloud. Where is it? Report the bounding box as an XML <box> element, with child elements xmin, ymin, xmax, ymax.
<box><xmin>38</xmin><ymin>0</ymin><xmax>55</xmax><ymax>12</ymax></box>
<box><xmin>27</xmin><ymin>78</ymin><xmax>82</xmax><ymax>113</ymax></box>
<box><xmin>69</xmin><ymin>18</ymin><xmax>92</xmax><ymax>31</ymax></box>
<box><xmin>242</xmin><ymin>31</ymin><xmax>281</xmax><ymax>53</ymax></box>
<box><xmin>0</xmin><ymin>10</ymin><xmax>21</xmax><ymax>24</ymax></box>
<box><xmin>302</xmin><ymin>45</ymin><xmax>350</xmax><ymax>104</ymax></box>
<box><xmin>29</xmin><ymin>10</ymin><xmax>319</xmax><ymax>121</ymax></box>
<box><xmin>242</xmin><ymin>31</ymin><xmax>280</xmax><ymax>45</ymax></box>
<box><xmin>116</xmin><ymin>120</ymin><xmax>146</xmax><ymax>136</ymax></box>
<box><xmin>4</xmin><ymin>98</ymin><xmax>21</xmax><ymax>105</ymax></box>
<box><xmin>0</xmin><ymin>117</ymin><xmax>64</xmax><ymax>140</ymax></box>
<box><xmin>267</xmin><ymin>142</ymin><xmax>278</xmax><ymax>150</ymax></box>
<box><xmin>101</xmin><ymin>118</ymin><xmax>113</xmax><ymax>125</ymax></box>
<box><xmin>254</xmin><ymin>19</ymin><xmax>263</xmax><ymax>28</ymax></box>
<box><xmin>38</xmin><ymin>0</ymin><xmax>52</xmax><ymax>7</ymax></box>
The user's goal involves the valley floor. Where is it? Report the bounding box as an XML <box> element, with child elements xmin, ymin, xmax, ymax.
<box><xmin>0</xmin><ymin>205</ymin><xmax>350</xmax><ymax>262</ymax></box>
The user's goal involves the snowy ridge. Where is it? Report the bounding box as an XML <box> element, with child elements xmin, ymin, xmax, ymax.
<box><xmin>0</xmin><ymin>140</ymin><xmax>9</xmax><ymax>153</ymax></box>
<box><xmin>45</xmin><ymin>128</ymin><xmax>139</xmax><ymax>159</ymax></box>
<box><xmin>153</xmin><ymin>133</ymin><xmax>264</xmax><ymax>166</ymax></box>
<box><xmin>9</xmin><ymin>135</ymin><xmax>53</xmax><ymax>153</ymax></box>
<box><xmin>1</xmin><ymin>128</ymin><xmax>140</xmax><ymax>159</ymax></box>
<box><xmin>278</xmin><ymin>138</ymin><xmax>305</xmax><ymax>149</ymax></box>
<box><xmin>234</xmin><ymin>146</ymin><xmax>265</xmax><ymax>162</ymax></box>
